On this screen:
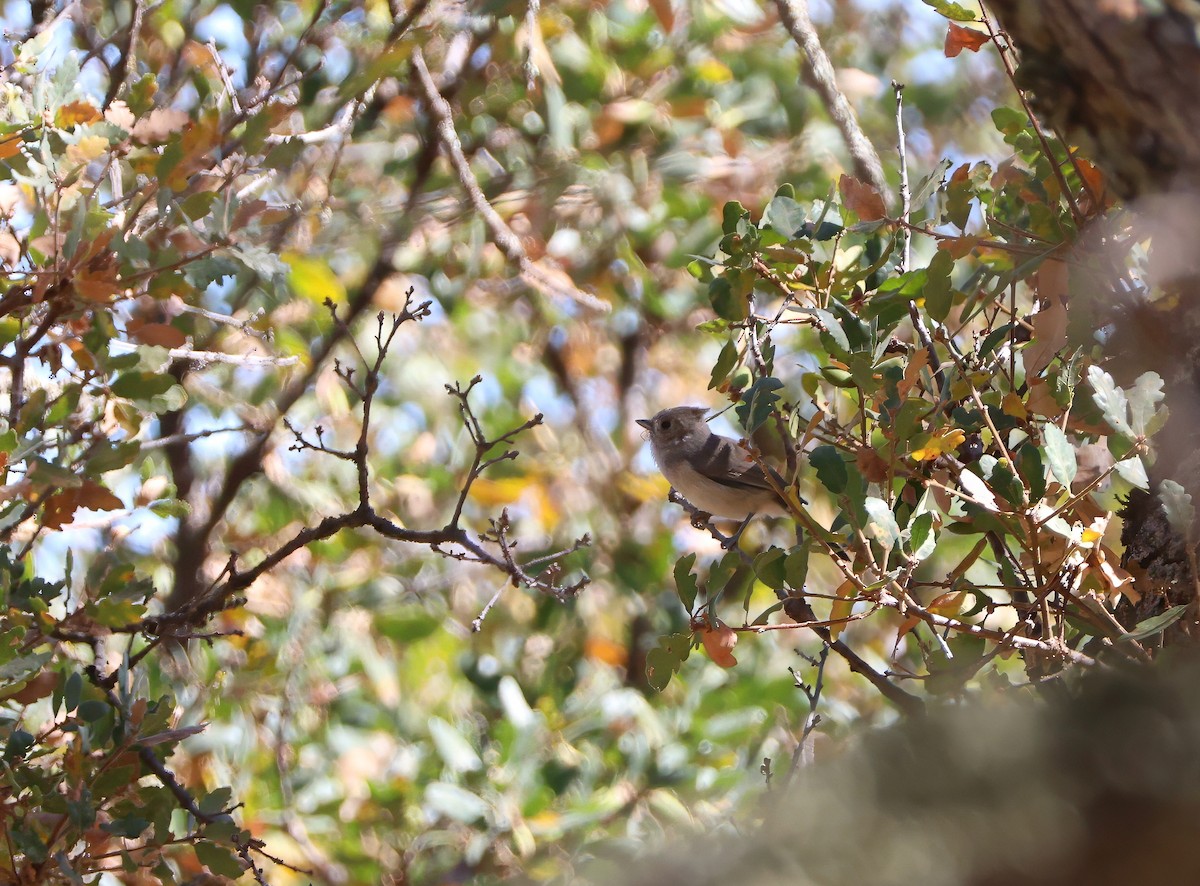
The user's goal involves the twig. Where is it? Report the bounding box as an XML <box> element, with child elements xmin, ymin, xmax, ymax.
<box><xmin>895</xmin><ymin>81</ymin><xmax>945</xmax><ymax>393</ymax></box>
<box><xmin>103</xmin><ymin>0</ymin><xmax>144</xmax><ymax>107</ymax></box>
<box><xmin>410</xmin><ymin>47</ymin><xmax>610</xmax><ymax>313</ymax></box>
<box><xmin>206</xmin><ymin>40</ymin><xmax>243</xmax><ymax>116</ymax></box>
<box><xmin>523</xmin><ymin>0</ymin><xmax>541</xmax><ymax>91</ymax></box>
<box><xmin>161</xmin><ymin>346</ymin><xmax>300</xmax><ymax>367</ymax></box>
<box><xmin>472</xmin><ymin>585</ymin><xmax>505</xmax><ymax>632</ymax></box>
<box><xmin>783</xmin><ymin>645</ymin><xmax>828</xmax><ymax>786</ymax></box>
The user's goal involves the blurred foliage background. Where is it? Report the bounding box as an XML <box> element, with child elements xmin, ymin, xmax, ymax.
<box><xmin>1</xmin><ymin>0</ymin><xmax>1153</xmax><ymax>882</ymax></box>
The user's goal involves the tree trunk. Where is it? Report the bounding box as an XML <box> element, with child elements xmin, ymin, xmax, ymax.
<box><xmin>989</xmin><ymin>0</ymin><xmax>1200</xmax><ymax>619</ymax></box>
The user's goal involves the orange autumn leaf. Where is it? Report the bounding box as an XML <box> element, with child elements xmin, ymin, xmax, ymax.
<box><xmin>43</xmin><ymin>489</ymin><xmax>80</xmax><ymax>529</ymax></box>
<box><xmin>42</xmin><ymin>481</ymin><xmax>124</xmax><ymax>529</ymax></box>
<box><xmin>698</xmin><ymin>621</ymin><xmax>738</xmax><ymax>668</ymax></box>
<box><xmin>73</xmin><ymin>268</ymin><xmax>124</xmax><ymax>303</ymax></box>
<box><xmin>0</xmin><ymin>131</ymin><xmax>23</xmax><ymax>160</ymax></box>
<box><xmin>929</xmin><ymin>590</ymin><xmax>967</xmax><ymax>617</ymax></box>
<box><xmin>77</xmin><ymin>480</ymin><xmax>124</xmax><ymax>512</ymax></box>
<box><xmin>944</xmin><ymin>23</ymin><xmax>989</xmax><ymax>58</ymax></box>
<box><xmin>838</xmin><ymin>174</ymin><xmax>887</xmax><ymax>222</ymax></box>
<box><xmin>1001</xmin><ymin>392</ymin><xmax>1028</xmax><ymax>421</ymax></box>
<box><xmin>857</xmin><ymin>445</ymin><xmax>890</xmax><ymax>483</ymax></box>
<box><xmin>128</xmin><ymin>320</ymin><xmax>186</xmax><ymax>348</ymax></box>
<box><xmin>894</xmin><ymin>613</ymin><xmax>922</xmax><ymax>649</ymax></box>
<box><xmin>56</xmin><ymin>100</ymin><xmax>103</xmax><ymax>129</ymax></box>
<box><xmin>938</xmin><ymin>235</ymin><xmax>979</xmax><ymax>260</ymax></box>
<box><xmin>584</xmin><ymin>636</ymin><xmax>629</xmax><ymax>668</ymax></box>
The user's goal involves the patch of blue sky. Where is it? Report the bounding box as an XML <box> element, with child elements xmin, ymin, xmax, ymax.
<box><xmin>195</xmin><ymin>4</ymin><xmax>251</xmax><ymax>87</ymax></box>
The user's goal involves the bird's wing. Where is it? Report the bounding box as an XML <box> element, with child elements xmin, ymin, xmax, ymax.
<box><xmin>693</xmin><ymin>434</ymin><xmax>798</xmax><ymax>501</ymax></box>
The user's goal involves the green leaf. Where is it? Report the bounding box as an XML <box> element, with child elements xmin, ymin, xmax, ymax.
<box><xmin>4</xmin><ymin>729</ymin><xmax>34</xmax><ymax>761</ymax></box>
<box><xmin>1087</xmin><ymin>365</ymin><xmax>1133</xmax><ymax>438</ymax></box>
<box><xmin>921</xmin><ymin>0</ymin><xmax>977</xmax><ymax>21</ymax></box>
<box><xmin>429</xmin><ymin>718</ymin><xmax>483</xmax><ymax>773</ymax></box>
<box><xmin>63</xmin><ymin>671</ymin><xmax>81</xmax><ymax>712</ymax></box>
<box><xmin>0</xmin><ymin>650</ymin><xmax>51</xmax><ymax>682</ymax></box>
<box><xmin>764</xmin><ymin>195</ymin><xmax>806</xmax><ymax>238</ymax></box>
<box><xmin>810</xmin><ymin>445</ymin><xmax>848</xmax><ymax>494</ymax></box>
<box><xmin>708</xmin><ymin>339</ymin><xmax>738</xmax><ymax>390</ymax></box>
<box><xmin>735</xmin><ymin>376</ymin><xmax>783</xmax><ymax>434</ymax></box>
<box><xmin>912</xmin><ymin>158</ymin><xmax>953</xmax><ymax>207</ymax></box>
<box><xmin>11</xmin><ymin>824</ymin><xmax>47</xmax><ymax>864</ymax></box>
<box><xmin>673</xmin><ymin>553</ymin><xmax>698</xmax><ymax>611</ymax></box>
<box><xmin>102</xmin><ymin>814</ymin><xmax>151</xmax><ymax>839</ymax></box>
<box><xmin>863</xmin><ymin>497</ymin><xmax>901</xmax><ymax>553</ymax></box>
<box><xmin>78</xmin><ymin>699</ymin><xmax>109</xmax><ymax>722</ymax></box>
<box><xmin>198</xmin><ymin>786</ymin><xmax>233</xmax><ymax>816</ymax></box>
<box><xmin>1119</xmin><ymin>605</ymin><xmax>1189</xmax><ymax>643</ymax></box>
<box><xmin>924</xmin><ymin>249</ymin><xmax>955</xmax><ymax>322</ymax></box>
<box><xmin>722</xmin><ymin>201</ymin><xmax>748</xmax><ymax>235</ymax></box>
<box><xmin>708</xmin><ymin>276</ymin><xmax>747</xmax><ymax>321</ymax></box>
<box><xmin>991</xmin><ymin>106</ymin><xmax>1027</xmax><ymax>137</ymax></box>
<box><xmin>424</xmin><ymin>782</ymin><xmax>490</xmax><ymax>823</ymax></box>
<box><xmin>753</xmin><ymin>547</ymin><xmax>787</xmax><ymax>590</ymax></box>
<box><xmin>645</xmin><ymin>646</ymin><xmax>678</xmax><ymax>691</ymax></box>
<box><xmin>784</xmin><ymin>545</ymin><xmax>809</xmax><ymax>589</ymax></box>
<box><xmin>1017</xmin><ymin>444</ymin><xmax>1046</xmax><ymax>502</ymax></box>
<box><xmin>203</xmin><ymin>815</ymin><xmax>239</xmax><ymax>843</ymax></box>
<box><xmin>1114</xmin><ymin>457</ymin><xmax>1149</xmax><ymax>491</ymax></box>
<box><xmin>194</xmin><ymin>842</ymin><xmax>244</xmax><ymax>879</ymax></box>
<box><xmin>1042</xmin><ymin>424</ymin><xmax>1076</xmax><ymax>488</ymax></box>
<box><xmin>1159</xmin><ymin>479</ymin><xmax>1194</xmax><ymax>538</ymax></box>
<box><xmin>180</xmin><ymin>191</ymin><xmax>218</xmax><ymax>221</ymax></box>
<box><xmin>814</xmin><ymin>308</ymin><xmax>850</xmax><ymax>354</ymax></box>
<box><xmin>909</xmin><ymin>511</ymin><xmax>935</xmax><ymax>559</ymax></box>
<box><xmin>111</xmin><ymin>372</ymin><xmax>175</xmax><ymax>400</ymax></box>
<box><xmin>54</xmin><ymin>853</ymin><xmax>85</xmax><ymax>886</ymax></box>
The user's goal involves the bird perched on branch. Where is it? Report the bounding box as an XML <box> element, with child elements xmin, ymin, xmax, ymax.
<box><xmin>637</xmin><ymin>406</ymin><xmax>800</xmax><ymax>522</ymax></box>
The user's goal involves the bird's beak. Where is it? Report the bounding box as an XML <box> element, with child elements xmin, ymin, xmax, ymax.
<box><xmin>636</xmin><ymin>418</ymin><xmax>652</xmax><ymax>430</ymax></box>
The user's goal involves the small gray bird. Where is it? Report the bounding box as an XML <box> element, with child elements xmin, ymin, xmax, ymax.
<box><xmin>637</xmin><ymin>406</ymin><xmax>797</xmax><ymax>520</ymax></box>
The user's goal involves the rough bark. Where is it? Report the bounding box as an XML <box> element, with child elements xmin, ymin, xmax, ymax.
<box><xmin>989</xmin><ymin>0</ymin><xmax>1200</xmax><ymax>199</ymax></box>
<box><xmin>990</xmin><ymin>0</ymin><xmax>1200</xmax><ymax>614</ymax></box>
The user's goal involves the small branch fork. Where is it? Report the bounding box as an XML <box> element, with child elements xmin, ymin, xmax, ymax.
<box><xmin>133</xmin><ymin>290</ymin><xmax>589</xmax><ymax>639</ymax></box>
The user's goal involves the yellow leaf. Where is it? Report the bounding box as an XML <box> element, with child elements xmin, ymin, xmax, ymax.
<box><xmin>468</xmin><ymin>476</ymin><xmax>528</xmax><ymax>507</ymax></box>
<box><xmin>693</xmin><ymin>58</ymin><xmax>733</xmax><ymax>83</ymax></box>
<box><xmin>912</xmin><ymin>428</ymin><xmax>966</xmax><ymax>462</ymax></box>
<box><xmin>616</xmin><ymin>471</ymin><xmax>670</xmax><ymax>504</ymax></box>
<box><xmin>828</xmin><ymin>579</ymin><xmax>859</xmax><ymax>640</ymax></box>
<box><xmin>283</xmin><ymin>252</ymin><xmax>346</xmax><ymax>305</ymax></box>
<box><xmin>1001</xmin><ymin>392</ymin><xmax>1028</xmax><ymax>420</ymax></box>
<box><xmin>66</xmin><ymin>134</ymin><xmax>109</xmax><ymax>167</ymax></box>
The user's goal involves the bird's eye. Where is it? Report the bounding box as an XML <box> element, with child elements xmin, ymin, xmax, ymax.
<box><xmin>660</xmin><ymin>419</ymin><xmax>672</xmax><ymax>430</ymax></box>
